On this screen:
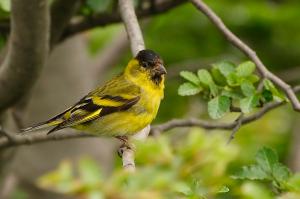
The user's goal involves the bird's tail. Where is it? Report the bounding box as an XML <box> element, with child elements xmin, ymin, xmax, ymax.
<box><xmin>21</xmin><ymin>119</ymin><xmax>63</xmax><ymax>133</ymax></box>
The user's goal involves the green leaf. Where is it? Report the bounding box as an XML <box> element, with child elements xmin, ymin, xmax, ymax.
<box><xmin>240</xmin><ymin>95</ymin><xmax>259</xmax><ymax>113</ymax></box>
<box><xmin>241</xmin><ymin>80</ymin><xmax>256</xmax><ymax>97</ymax></box>
<box><xmin>180</xmin><ymin>71</ymin><xmax>200</xmax><ymax>85</ymax></box>
<box><xmin>272</xmin><ymin>163</ymin><xmax>291</xmax><ymax>183</ymax></box>
<box><xmin>237</xmin><ymin>61</ymin><xmax>256</xmax><ymax>77</ymax></box>
<box><xmin>208</xmin><ymin>96</ymin><xmax>231</xmax><ymax>119</ymax></box>
<box><xmin>226</xmin><ymin>73</ymin><xmax>240</xmax><ymax>87</ymax></box>
<box><xmin>222</xmin><ymin>89</ymin><xmax>244</xmax><ymax>100</ymax></box>
<box><xmin>211</xmin><ymin>67</ymin><xmax>227</xmax><ymax>86</ymax></box>
<box><xmin>197</xmin><ymin>69</ymin><xmax>214</xmax><ymax>86</ymax></box>
<box><xmin>197</xmin><ymin>69</ymin><xmax>218</xmax><ymax>97</ymax></box>
<box><xmin>247</xmin><ymin>74</ymin><xmax>260</xmax><ymax>83</ymax></box>
<box><xmin>262</xmin><ymin>89</ymin><xmax>273</xmax><ymax>102</ymax></box>
<box><xmin>213</xmin><ymin>61</ymin><xmax>235</xmax><ymax>77</ymax></box>
<box><xmin>218</xmin><ymin>186</ymin><xmax>230</xmax><ymax>193</ymax></box>
<box><xmin>232</xmin><ymin>165</ymin><xmax>269</xmax><ymax>180</ymax></box>
<box><xmin>255</xmin><ymin>147</ymin><xmax>278</xmax><ymax>174</ymax></box>
<box><xmin>263</xmin><ymin>79</ymin><xmax>286</xmax><ymax>100</ymax></box>
<box><xmin>178</xmin><ymin>82</ymin><xmax>202</xmax><ymax>96</ymax></box>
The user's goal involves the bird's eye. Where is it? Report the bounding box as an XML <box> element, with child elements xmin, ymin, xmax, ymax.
<box><xmin>142</xmin><ymin>61</ymin><xmax>149</xmax><ymax>68</ymax></box>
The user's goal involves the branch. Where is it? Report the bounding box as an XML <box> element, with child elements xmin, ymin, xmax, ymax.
<box><xmin>0</xmin><ymin>86</ymin><xmax>299</xmax><ymax>151</ymax></box>
<box><xmin>119</xmin><ymin>0</ymin><xmax>145</xmax><ymax>55</ymax></box>
<box><xmin>190</xmin><ymin>0</ymin><xmax>300</xmax><ymax>111</ymax></box>
<box><xmin>151</xmin><ymin>84</ymin><xmax>300</xmax><ymax>134</ymax></box>
<box><xmin>0</xmin><ymin>131</ymin><xmax>92</xmax><ymax>150</ymax></box>
<box><xmin>50</xmin><ymin>0</ymin><xmax>81</xmax><ymax>47</ymax></box>
<box><xmin>118</xmin><ymin>0</ymin><xmax>147</xmax><ymax>171</ymax></box>
<box><xmin>63</xmin><ymin>0</ymin><xmax>186</xmax><ymax>40</ymax></box>
<box><xmin>0</xmin><ymin>0</ymin><xmax>50</xmax><ymax>112</ymax></box>
<box><xmin>227</xmin><ymin>113</ymin><xmax>244</xmax><ymax>144</ymax></box>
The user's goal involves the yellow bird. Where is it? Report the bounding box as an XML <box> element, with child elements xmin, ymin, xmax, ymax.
<box><xmin>23</xmin><ymin>49</ymin><xmax>166</xmax><ymax>141</ymax></box>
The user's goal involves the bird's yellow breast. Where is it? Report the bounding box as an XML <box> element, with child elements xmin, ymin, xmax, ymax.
<box><xmin>74</xmin><ymin>60</ymin><xmax>165</xmax><ymax>136</ymax></box>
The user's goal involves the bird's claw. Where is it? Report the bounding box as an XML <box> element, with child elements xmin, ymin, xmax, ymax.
<box><xmin>117</xmin><ymin>143</ymin><xmax>132</xmax><ymax>157</ymax></box>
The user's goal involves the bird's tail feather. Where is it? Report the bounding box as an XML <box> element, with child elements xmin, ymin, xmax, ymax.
<box><xmin>21</xmin><ymin>120</ymin><xmax>62</xmax><ymax>133</ymax></box>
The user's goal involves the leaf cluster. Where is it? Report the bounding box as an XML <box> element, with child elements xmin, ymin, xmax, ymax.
<box><xmin>178</xmin><ymin>61</ymin><xmax>285</xmax><ymax>119</ymax></box>
<box><xmin>233</xmin><ymin>147</ymin><xmax>300</xmax><ymax>193</ymax></box>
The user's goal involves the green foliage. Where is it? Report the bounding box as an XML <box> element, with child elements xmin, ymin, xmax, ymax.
<box><xmin>37</xmin><ymin>131</ymin><xmax>239</xmax><ymax>199</ymax></box>
<box><xmin>236</xmin><ymin>61</ymin><xmax>256</xmax><ymax>77</ymax></box>
<box><xmin>178</xmin><ymin>60</ymin><xmax>285</xmax><ymax>119</ymax></box>
<box><xmin>233</xmin><ymin>147</ymin><xmax>300</xmax><ymax>193</ymax></box>
<box><xmin>37</xmin><ymin>127</ymin><xmax>300</xmax><ymax>199</ymax></box>
<box><xmin>208</xmin><ymin>96</ymin><xmax>230</xmax><ymax>119</ymax></box>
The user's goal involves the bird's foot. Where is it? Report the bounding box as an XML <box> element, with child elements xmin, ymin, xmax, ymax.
<box><xmin>117</xmin><ymin>143</ymin><xmax>132</xmax><ymax>157</ymax></box>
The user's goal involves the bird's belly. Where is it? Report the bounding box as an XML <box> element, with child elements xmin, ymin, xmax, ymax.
<box><xmin>73</xmin><ymin>111</ymin><xmax>153</xmax><ymax>136</ymax></box>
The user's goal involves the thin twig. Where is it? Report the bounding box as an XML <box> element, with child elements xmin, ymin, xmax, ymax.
<box><xmin>190</xmin><ymin>0</ymin><xmax>300</xmax><ymax>111</ymax></box>
<box><xmin>119</xmin><ymin>0</ymin><xmax>145</xmax><ymax>55</ymax></box>
<box><xmin>227</xmin><ymin>113</ymin><xmax>244</xmax><ymax>144</ymax></box>
<box><xmin>0</xmin><ymin>131</ymin><xmax>93</xmax><ymax>150</ymax></box>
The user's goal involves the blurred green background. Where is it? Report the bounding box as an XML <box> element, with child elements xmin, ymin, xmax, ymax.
<box><xmin>1</xmin><ymin>0</ymin><xmax>300</xmax><ymax>198</ymax></box>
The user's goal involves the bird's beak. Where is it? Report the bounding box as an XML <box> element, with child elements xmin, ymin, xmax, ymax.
<box><xmin>155</xmin><ymin>64</ymin><xmax>167</xmax><ymax>75</ymax></box>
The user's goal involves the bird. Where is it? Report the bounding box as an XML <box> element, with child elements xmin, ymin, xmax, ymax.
<box><xmin>22</xmin><ymin>49</ymin><xmax>166</xmax><ymax>143</ymax></box>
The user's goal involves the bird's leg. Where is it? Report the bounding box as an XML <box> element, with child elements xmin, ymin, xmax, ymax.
<box><xmin>115</xmin><ymin>135</ymin><xmax>128</xmax><ymax>143</ymax></box>
<box><xmin>115</xmin><ymin>136</ymin><xmax>132</xmax><ymax>157</ymax></box>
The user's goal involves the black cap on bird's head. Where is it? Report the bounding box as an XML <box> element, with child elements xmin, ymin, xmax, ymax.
<box><xmin>135</xmin><ymin>49</ymin><xmax>166</xmax><ymax>84</ymax></box>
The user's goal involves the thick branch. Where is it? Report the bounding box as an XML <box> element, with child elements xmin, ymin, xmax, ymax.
<box><xmin>63</xmin><ymin>0</ymin><xmax>186</xmax><ymax>40</ymax></box>
<box><xmin>190</xmin><ymin>0</ymin><xmax>300</xmax><ymax>111</ymax></box>
<box><xmin>0</xmin><ymin>0</ymin><xmax>50</xmax><ymax>112</ymax></box>
<box><xmin>50</xmin><ymin>0</ymin><xmax>81</xmax><ymax>47</ymax></box>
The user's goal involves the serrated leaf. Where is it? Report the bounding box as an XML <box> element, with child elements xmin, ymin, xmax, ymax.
<box><xmin>256</xmin><ymin>147</ymin><xmax>278</xmax><ymax>174</ymax></box>
<box><xmin>218</xmin><ymin>186</ymin><xmax>230</xmax><ymax>193</ymax></box>
<box><xmin>240</xmin><ymin>95</ymin><xmax>259</xmax><ymax>113</ymax></box>
<box><xmin>241</xmin><ymin>80</ymin><xmax>256</xmax><ymax>97</ymax></box>
<box><xmin>197</xmin><ymin>69</ymin><xmax>218</xmax><ymax>97</ymax></box>
<box><xmin>213</xmin><ymin>61</ymin><xmax>235</xmax><ymax>77</ymax></box>
<box><xmin>237</xmin><ymin>61</ymin><xmax>256</xmax><ymax>77</ymax></box>
<box><xmin>273</xmin><ymin>163</ymin><xmax>291</xmax><ymax>183</ymax></box>
<box><xmin>226</xmin><ymin>73</ymin><xmax>240</xmax><ymax>87</ymax></box>
<box><xmin>178</xmin><ymin>82</ymin><xmax>202</xmax><ymax>96</ymax></box>
<box><xmin>180</xmin><ymin>71</ymin><xmax>200</xmax><ymax>85</ymax></box>
<box><xmin>208</xmin><ymin>96</ymin><xmax>231</xmax><ymax>119</ymax></box>
<box><xmin>232</xmin><ymin>165</ymin><xmax>269</xmax><ymax>180</ymax></box>
<box><xmin>197</xmin><ymin>69</ymin><xmax>214</xmax><ymax>86</ymax></box>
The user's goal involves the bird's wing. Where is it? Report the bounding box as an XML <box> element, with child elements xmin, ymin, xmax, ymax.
<box><xmin>46</xmin><ymin>76</ymin><xmax>141</xmax><ymax>134</ymax></box>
